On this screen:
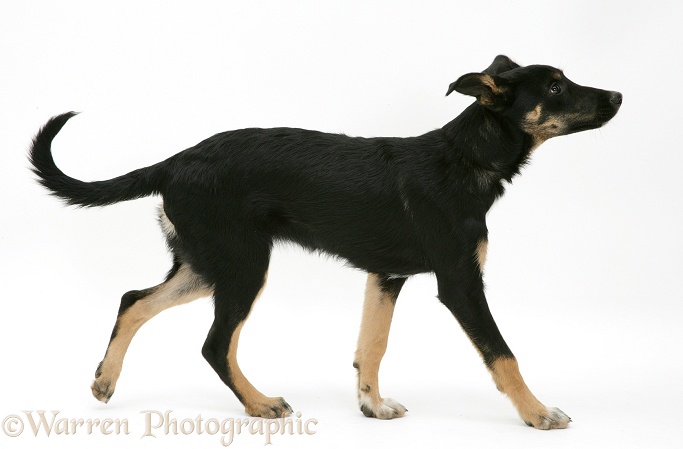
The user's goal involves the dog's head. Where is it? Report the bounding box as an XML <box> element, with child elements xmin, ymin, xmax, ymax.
<box><xmin>447</xmin><ymin>55</ymin><xmax>622</xmax><ymax>144</ymax></box>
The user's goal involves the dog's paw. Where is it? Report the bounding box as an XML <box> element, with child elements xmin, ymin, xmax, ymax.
<box><xmin>360</xmin><ymin>396</ymin><xmax>407</xmax><ymax>419</ymax></box>
<box><xmin>91</xmin><ymin>378</ymin><xmax>115</xmax><ymax>403</ymax></box>
<box><xmin>524</xmin><ymin>407</ymin><xmax>571</xmax><ymax>430</ymax></box>
<box><xmin>245</xmin><ymin>397</ymin><xmax>293</xmax><ymax>419</ymax></box>
<box><xmin>91</xmin><ymin>362</ymin><xmax>116</xmax><ymax>403</ymax></box>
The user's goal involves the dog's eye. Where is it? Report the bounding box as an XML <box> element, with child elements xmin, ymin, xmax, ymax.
<box><xmin>550</xmin><ymin>83</ymin><xmax>562</xmax><ymax>95</ymax></box>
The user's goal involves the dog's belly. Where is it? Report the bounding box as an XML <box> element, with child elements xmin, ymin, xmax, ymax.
<box><xmin>266</xmin><ymin>205</ymin><xmax>431</xmax><ymax>276</ymax></box>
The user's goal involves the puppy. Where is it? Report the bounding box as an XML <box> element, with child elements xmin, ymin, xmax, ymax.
<box><xmin>29</xmin><ymin>55</ymin><xmax>621</xmax><ymax>428</ymax></box>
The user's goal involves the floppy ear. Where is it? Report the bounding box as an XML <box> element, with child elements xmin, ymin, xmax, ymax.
<box><xmin>445</xmin><ymin>73</ymin><xmax>509</xmax><ymax>110</ymax></box>
<box><xmin>482</xmin><ymin>54</ymin><xmax>520</xmax><ymax>75</ymax></box>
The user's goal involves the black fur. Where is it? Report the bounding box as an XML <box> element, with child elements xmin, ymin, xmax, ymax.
<box><xmin>29</xmin><ymin>55</ymin><xmax>621</xmax><ymax>413</ymax></box>
<box><xmin>377</xmin><ymin>276</ymin><xmax>408</xmax><ymax>302</ymax></box>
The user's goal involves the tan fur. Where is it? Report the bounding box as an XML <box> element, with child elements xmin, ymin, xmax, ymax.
<box><xmin>353</xmin><ymin>273</ymin><xmax>406</xmax><ymax>419</ymax></box>
<box><xmin>521</xmin><ymin>106</ymin><xmax>577</xmax><ymax>147</ymax></box>
<box><xmin>227</xmin><ymin>321</ymin><xmax>285</xmax><ymax>417</ymax></box>
<box><xmin>526</xmin><ymin>104</ymin><xmax>542</xmax><ymax>122</ymax></box>
<box><xmin>475</xmin><ymin>238</ymin><xmax>488</xmax><ymax>273</ymax></box>
<box><xmin>490</xmin><ymin>357</ymin><xmax>570</xmax><ymax>429</ymax></box>
<box><xmin>92</xmin><ymin>264</ymin><xmax>212</xmax><ymax>402</ymax></box>
<box><xmin>481</xmin><ymin>74</ymin><xmax>502</xmax><ymax>94</ymax></box>
<box><xmin>158</xmin><ymin>204</ymin><xmax>177</xmax><ymax>238</ymax></box>
<box><xmin>225</xmin><ymin>272</ymin><xmax>290</xmax><ymax>418</ymax></box>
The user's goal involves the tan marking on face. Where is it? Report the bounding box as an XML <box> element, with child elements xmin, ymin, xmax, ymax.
<box><xmin>354</xmin><ymin>273</ymin><xmax>397</xmax><ymax>413</ymax></box>
<box><xmin>490</xmin><ymin>357</ymin><xmax>548</xmax><ymax>426</ymax></box>
<box><xmin>92</xmin><ymin>264</ymin><xmax>212</xmax><ymax>402</ymax></box>
<box><xmin>475</xmin><ymin>238</ymin><xmax>488</xmax><ymax>273</ymax></box>
<box><xmin>538</xmin><ymin>117</ymin><xmax>568</xmax><ymax>137</ymax></box>
<box><xmin>522</xmin><ymin>107</ymin><xmax>573</xmax><ymax>147</ymax></box>
<box><xmin>526</xmin><ymin>104</ymin><xmax>542</xmax><ymax>122</ymax></box>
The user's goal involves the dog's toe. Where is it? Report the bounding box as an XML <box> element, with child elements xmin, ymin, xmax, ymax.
<box><xmin>245</xmin><ymin>397</ymin><xmax>293</xmax><ymax>419</ymax></box>
<box><xmin>360</xmin><ymin>397</ymin><xmax>407</xmax><ymax>420</ymax></box>
<box><xmin>525</xmin><ymin>407</ymin><xmax>571</xmax><ymax>430</ymax></box>
<box><xmin>91</xmin><ymin>379</ymin><xmax>115</xmax><ymax>403</ymax></box>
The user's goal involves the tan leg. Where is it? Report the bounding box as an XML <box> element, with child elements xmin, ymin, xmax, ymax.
<box><xmin>226</xmin><ymin>321</ymin><xmax>292</xmax><ymax>418</ymax></box>
<box><xmin>92</xmin><ymin>263</ymin><xmax>212</xmax><ymax>402</ymax></box>
<box><xmin>490</xmin><ymin>357</ymin><xmax>571</xmax><ymax>429</ymax></box>
<box><xmin>201</xmin><ymin>271</ymin><xmax>293</xmax><ymax>419</ymax></box>
<box><xmin>225</xmin><ymin>274</ymin><xmax>291</xmax><ymax>418</ymax></box>
<box><xmin>353</xmin><ymin>273</ymin><xmax>407</xmax><ymax>419</ymax></box>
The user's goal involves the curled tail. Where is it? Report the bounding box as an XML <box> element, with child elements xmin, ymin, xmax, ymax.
<box><xmin>29</xmin><ymin>112</ymin><xmax>164</xmax><ymax>207</ymax></box>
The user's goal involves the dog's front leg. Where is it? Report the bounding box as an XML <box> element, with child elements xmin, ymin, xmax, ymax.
<box><xmin>435</xmin><ymin>238</ymin><xmax>570</xmax><ymax>430</ymax></box>
<box><xmin>353</xmin><ymin>273</ymin><xmax>408</xmax><ymax>419</ymax></box>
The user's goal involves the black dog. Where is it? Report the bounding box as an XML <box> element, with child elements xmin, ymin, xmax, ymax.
<box><xmin>29</xmin><ymin>55</ymin><xmax>621</xmax><ymax>429</ymax></box>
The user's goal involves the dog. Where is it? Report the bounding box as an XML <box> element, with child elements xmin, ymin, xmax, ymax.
<box><xmin>29</xmin><ymin>55</ymin><xmax>621</xmax><ymax>429</ymax></box>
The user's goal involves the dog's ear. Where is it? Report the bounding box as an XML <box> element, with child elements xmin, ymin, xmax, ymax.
<box><xmin>483</xmin><ymin>55</ymin><xmax>520</xmax><ymax>75</ymax></box>
<box><xmin>446</xmin><ymin>73</ymin><xmax>509</xmax><ymax>110</ymax></box>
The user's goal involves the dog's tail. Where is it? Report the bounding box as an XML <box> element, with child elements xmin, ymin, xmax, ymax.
<box><xmin>29</xmin><ymin>112</ymin><xmax>165</xmax><ymax>207</ymax></box>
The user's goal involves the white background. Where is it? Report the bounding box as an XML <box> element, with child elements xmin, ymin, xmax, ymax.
<box><xmin>1</xmin><ymin>1</ymin><xmax>682</xmax><ymax>448</ymax></box>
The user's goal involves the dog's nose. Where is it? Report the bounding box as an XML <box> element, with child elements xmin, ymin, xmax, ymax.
<box><xmin>610</xmin><ymin>91</ymin><xmax>623</xmax><ymax>106</ymax></box>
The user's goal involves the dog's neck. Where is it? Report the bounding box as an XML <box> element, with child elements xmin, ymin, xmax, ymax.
<box><xmin>442</xmin><ymin>103</ymin><xmax>533</xmax><ymax>188</ymax></box>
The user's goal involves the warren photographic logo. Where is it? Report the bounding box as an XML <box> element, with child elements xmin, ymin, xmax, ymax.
<box><xmin>2</xmin><ymin>410</ymin><xmax>317</xmax><ymax>446</ymax></box>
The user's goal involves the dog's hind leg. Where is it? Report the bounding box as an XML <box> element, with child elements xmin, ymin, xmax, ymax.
<box><xmin>200</xmin><ymin>244</ymin><xmax>292</xmax><ymax>418</ymax></box>
<box><xmin>354</xmin><ymin>273</ymin><xmax>407</xmax><ymax>419</ymax></box>
<box><xmin>91</xmin><ymin>260</ymin><xmax>212</xmax><ymax>403</ymax></box>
